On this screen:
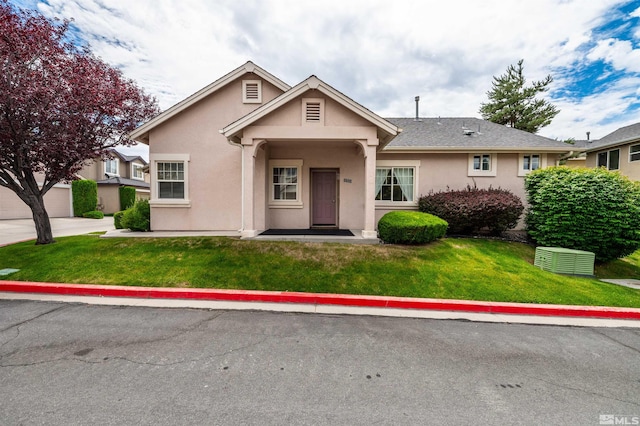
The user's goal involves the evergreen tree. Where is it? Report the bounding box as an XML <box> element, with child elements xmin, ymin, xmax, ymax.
<box><xmin>479</xmin><ymin>59</ymin><xmax>559</xmax><ymax>134</ymax></box>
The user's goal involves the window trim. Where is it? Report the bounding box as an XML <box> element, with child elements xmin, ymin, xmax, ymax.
<box><xmin>131</xmin><ymin>163</ymin><xmax>145</xmax><ymax>181</ymax></box>
<box><xmin>518</xmin><ymin>153</ymin><xmax>546</xmax><ymax>176</ymax></box>
<box><xmin>269</xmin><ymin>159</ymin><xmax>303</xmax><ymax>208</ymax></box>
<box><xmin>468</xmin><ymin>153</ymin><xmax>497</xmax><ymax>177</ymax></box>
<box><xmin>104</xmin><ymin>158</ymin><xmax>119</xmax><ymax>176</ymax></box>
<box><xmin>242</xmin><ymin>80</ymin><xmax>262</xmax><ymax>104</ymax></box>
<box><xmin>302</xmin><ymin>98</ymin><xmax>325</xmax><ymax>126</ymax></box>
<box><xmin>150</xmin><ymin>154</ymin><xmax>190</xmax><ymax>207</ymax></box>
<box><xmin>375</xmin><ymin>160</ymin><xmax>420</xmax><ymax>208</ymax></box>
<box><xmin>629</xmin><ymin>144</ymin><xmax>640</xmax><ymax>162</ymax></box>
<box><xmin>597</xmin><ymin>148</ymin><xmax>620</xmax><ymax>170</ymax></box>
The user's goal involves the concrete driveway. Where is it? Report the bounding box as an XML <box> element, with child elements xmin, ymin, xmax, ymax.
<box><xmin>0</xmin><ymin>217</ymin><xmax>114</xmax><ymax>246</ymax></box>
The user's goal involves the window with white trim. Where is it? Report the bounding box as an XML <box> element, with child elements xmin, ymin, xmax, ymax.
<box><xmin>375</xmin><ymin>167</ymin><xmax>415</xmax><ymax>203</ymax></box>
<box><xmin>302</xmin><ymin>98</ymin><xmax>324</xmax><ymax>125</ymax></box>
<box><xmin>630</xmin><ymin>144</ymin><xmax>640</xmax><ymax>162</ymax></box>
<box><xmin>468</xmin><ymin>153</ymin><xmax>497</xmax><ymax>177</ymax></box>
<box><xmin>105</xmin><ymin>158</ymin><xmax>119</xmax><ymax>175</ymax></box>
<box><xmin>132</xmin><ymin>163</ymin><xmax>144</xmax><ymax>180</ymax></box>
<box><xmin>522</xmin><ymin>154</ymin><xmax>540</xmax><ymax>171</ymax></box>
<box><xmin>242</xmin><ymin>80</ymin><xmax>262</xmax><ymax>104</ymax></box>
<box><xmin>269</xmin><ymin>160</ymin><xmax>303</xmax><ymax>207</ymax></box>
<box><xmin>157</xmin><ymin>162</ymin><xmax>185</xmax><ymax>199</ymax></box>
<box><xmin>597</xmin><ymin>149</ymin><xmax>620</xmax><ymax>170</ymax></box>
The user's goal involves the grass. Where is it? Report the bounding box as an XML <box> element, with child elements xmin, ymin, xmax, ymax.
<box><xmin>0</xmin><ymin>235</ymin><xmax>639</xmax><ymax>308</ymax></box>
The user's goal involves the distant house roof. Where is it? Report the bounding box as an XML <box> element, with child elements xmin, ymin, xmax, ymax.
<box><xmin>96</xmin><ymin>176</ymin><xmax>150</xmax><ymax>188</ymax></box>
<box><xmin>383</xmin><ymin>118</ymin><xmax>572</xmax><ymax>152</ymax></box>
<box><xmin>130</xmin><ymin>61</ymin><xmax>291</xmax><ymax>143</ymax></box>
<box><xmin>583</xmin><ymin>122</ymin><xmax>640</xmax><ymax>152</ymax></box>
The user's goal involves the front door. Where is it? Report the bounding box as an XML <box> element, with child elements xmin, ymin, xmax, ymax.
<box><xmin>312</xmin><ymin>170</ymin><xmax>337</xmax><ymax>226</ymax></box>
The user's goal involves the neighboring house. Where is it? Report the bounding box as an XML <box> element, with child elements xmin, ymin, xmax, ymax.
<box><xmin>78</xmin><ymin>149</ymin><xmax>150</xmax><ymax>214</ymax></box>
<box><xmin>130</xmin><ymin>61</ymin><xmax>572</xmax><ymax>237</ymax></box>
<box><xmin>583</xmin><ymin>122</ymin><xmax>640</xmax><ymax>181</ymax></box>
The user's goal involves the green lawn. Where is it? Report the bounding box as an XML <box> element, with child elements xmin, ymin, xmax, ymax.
<box><xmin>1</xmin><ymin>235</ymin><xmax>639</xmax><ymax>308</ymax></box>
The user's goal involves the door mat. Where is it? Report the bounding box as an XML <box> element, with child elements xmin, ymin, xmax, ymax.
<box><xmin>260</xmin><ymin>229</ymin><xmax>354</xmax><ymax>236</ymax></box>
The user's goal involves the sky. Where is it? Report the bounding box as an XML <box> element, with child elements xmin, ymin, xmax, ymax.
<box><xmin>9</xmin><ymin>0</ymin><xmax>640</xmax><ymax>160</ymax></box>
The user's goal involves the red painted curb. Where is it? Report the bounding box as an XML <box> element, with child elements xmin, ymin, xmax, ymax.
<box><xmin>1</xmin><ymin>280</ymin><xmax>640</xmax><ymax>320</ymax></box>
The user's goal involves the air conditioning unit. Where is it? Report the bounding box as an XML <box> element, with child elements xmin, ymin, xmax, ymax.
<box><xmin>534</xmin><ymin>247</ymin><xmax>595</xmax><ymax>277</ymax></box>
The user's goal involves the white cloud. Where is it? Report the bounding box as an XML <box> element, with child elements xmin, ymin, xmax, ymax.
<box><xmin>587</xmin><ymin>38</ymin><xmax>640</xmax><ymax>72</ymax></box>
<box><xmin>25</xmin><ymin>0</ymin><xmax>639</xmax><ymax>141</ymax></box>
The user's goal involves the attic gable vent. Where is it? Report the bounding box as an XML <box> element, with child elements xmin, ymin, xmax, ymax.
<box><xmin>242</xmin><ymin>80</ymin><xmax>262</xmax><ymax>104</ymax></box>
<box><xmin>306</xmin><ymin>102</ymin><xmax>321</xmax><ymax>121</ymax></box>
<box><xmin>302</xmin><ymin>98</ymin><xmax>324</xmax><ymax>125</ymax></box>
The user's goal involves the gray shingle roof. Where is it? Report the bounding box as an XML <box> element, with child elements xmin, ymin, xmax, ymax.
<box><xmin>384</xmin><ymin>117</ymin><xmax>573</xmax><ymax>151</ymax></box>
<box><xmin>96</xmin><ymin>176</ymin><xmax>150</xmax><ymax>188</ymax></box>
<box><xmin>583</xmin><ymin>122</ymin><xmax>640</xmax><ymax>152</ymax></box>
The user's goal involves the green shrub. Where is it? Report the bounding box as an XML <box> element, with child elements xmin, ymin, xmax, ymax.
<box><xmin>378</xmin><ymin>211</ymin><xmax>448</xmax><ymax>245</ymax></box>
<box><xmin>525</xmin><ymin>167</ymin><xmax>640</xmax><ymax>262</ymax></box>
<box><xmin>120</xmin><ymin>199</ymin><xmax>150</xmax><ymax>232</ymax></box>
<box><xmin>119</xmin><ymin>186</ymin><xmax>136</xmax><ymax>211</ymax></box>
<box><xmin>72</xmin><ymin>180</ymin><xmax>97</xmax><ymax>217</ymax></box>
<box><xmin>81</xmin><ymin>210</ymin><xmax>104</xmax><ymax>219</ymax></box>
<box><xmin>113</xmin><ymin>211</ymin><xmax>125</xmax><ymax>229</ymax></box>
<box><xmin>418</xmin><ymin>186</ymin><xmax>524</xmax><ymax>235</ymax></box>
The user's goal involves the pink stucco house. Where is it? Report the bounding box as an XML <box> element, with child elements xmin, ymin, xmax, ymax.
<box><xmin>130</xmin><ymin>62</ymin><xmax>572</xmax><ymax>238</ymax></box>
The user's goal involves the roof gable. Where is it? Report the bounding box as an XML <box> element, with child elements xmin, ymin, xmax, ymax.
<box><xmin>130</xmin><ymin>61</ymin><xmax>291</xmax><ymax>143</ymax></box>
<box><xmin>384</xmin><ymin>118</ymin><xmax>572</xmax><ymax>152</ymax></box>
<box><xmin>221</xmin><ymin>75</ymin><xmax>399</xmax><ymax>145</ymax></box>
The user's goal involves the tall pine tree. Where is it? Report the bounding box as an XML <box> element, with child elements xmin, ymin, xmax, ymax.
<box><xmin>479</xmin><ymin>59</ymin><xmax>559</xmax><ymax>134</ymax></box>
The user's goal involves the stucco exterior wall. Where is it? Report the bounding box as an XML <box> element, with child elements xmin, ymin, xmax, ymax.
<box><xmin>147</xmin><ymin>74</ymin><xmax>284</xmax><ymax>231</ymax></box>
<box><xmin>97</xmin><ymin>185</ymin><xmax>120</xmax><ymax>214</ymax></box>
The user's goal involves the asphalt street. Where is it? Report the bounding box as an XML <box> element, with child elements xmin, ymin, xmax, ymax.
<box><xmin>1</xmin><ymin>300</ymin><xmax>639</xmax><ymax>425</ymax></box>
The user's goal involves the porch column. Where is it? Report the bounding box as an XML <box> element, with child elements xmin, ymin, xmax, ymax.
<box><xmin>241</xmin><ymin>138</ymin><xmax>258</xmax><ymax>238</ymax></box>
<box><xmin>362</xmin><ymin>138</ymin><xmax>379</xmax><ymax>239</ymax></box>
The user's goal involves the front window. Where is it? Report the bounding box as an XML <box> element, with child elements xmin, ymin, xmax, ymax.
<box><xmin>105</xmin><ymin>159</ymin><xmax>118</xmax><ymax>175</ymax></box>
<box><xmin>132</xmin><ymin>163</ymin><xmax>144</xmax><ymax>180</ymax></box>
<box><xmin>157</xmin><ymin>162</ymin><xmax>184</xmax><ymax>199</ymax></box>
<box><xmin>598</xmin><ymin>149</ymin><xmax>620</xmax><ymax>170</ymax></box>
<box><xmin>375</xmin><ymin>167</ymin><xmax>414</xmax><ymax>202</ymax></box>
<box><xmin>523</xmin><ymin>154</ymin><xmax>540</xmax><ymax>171</ymax></box>
<box><xmin>630</xmin><ymin>144</ymin><xmax>640</xmax><ymax>162</ymax></box>
<box><xmin>473</xmin><ymin>154</ymin><xmax>491</xmax><ymax>171</ymax></box>
<box><xmin>272</xmin><ymin>167</ymin><xmax>298</xmax><ymax>201</ymax></box>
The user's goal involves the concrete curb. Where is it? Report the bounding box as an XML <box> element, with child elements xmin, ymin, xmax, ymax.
<box><xmin>1</xmin><ymin>280</ymin><xmax>640</xmax><ymax>320</ymax></box>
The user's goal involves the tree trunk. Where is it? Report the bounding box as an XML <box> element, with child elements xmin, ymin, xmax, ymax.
<box><xmin>28</xmin><ymin>193</ymin><xmax>55</xmax><ymax>245</ymax></box>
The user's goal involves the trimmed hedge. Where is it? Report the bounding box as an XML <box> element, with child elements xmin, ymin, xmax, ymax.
<box><xmin>72</xmin><ymin>179</ymin><xmax>97</xmax><ymax>217</ymax></box>
<box><xmin>418</xmin><ymin>186</ymin><xmax>524</xmax><ymax>235</ymax></box>
<box><xmin>82</xmin><ymin>210</ymin><xmax>104</xmax><ymax>219</ymax></box>
<box><xmin>525</xmin><ymin>166</ymin><xmax>640</xmax><ymax>262</ymax></box>
<box><xmin>119</xmin><ymin>186</ymin><xmax>136</xmax><ymax>211</ymax></box>
<box><xmin>113</xmin><ymin>211</ymin><xmax>125</xmax><ymax>229</ymax></box>
<box><xmin>378</xmin><ymin>211</ymin><xmax>448</xmax><ymax>245</ymax></box>
<box><xmin>121</xmin><ymin>199</ymin><xmax>150</xmax><ymax>232</ymax></box>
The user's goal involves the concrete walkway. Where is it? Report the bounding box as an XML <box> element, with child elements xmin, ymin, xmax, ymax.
<box><xmin>0</xmin><ymin>217</ymin><xmax>114</xmax><ymax>246</ymax></box>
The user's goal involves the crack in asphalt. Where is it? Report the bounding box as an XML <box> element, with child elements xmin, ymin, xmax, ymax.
<box><xmin>524</xmin><ymin>374</ymin><xmax>640</xmax><ymax>407</ymax></box>
<box><xmin>591</xmin><ymin>329</ymin><xmax>640</xmax><ymax>355</ymax></box>
<box><xmin>0</xmin><ymin>305</ymin><xmax>66</xmax><ymax>352</ymax></box>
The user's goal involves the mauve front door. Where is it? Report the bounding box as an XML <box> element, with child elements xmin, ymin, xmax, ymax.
<box><xmin>312</xmin><ymin>171</ymin><xmax>337</xmax><ymax>226</ymax></box>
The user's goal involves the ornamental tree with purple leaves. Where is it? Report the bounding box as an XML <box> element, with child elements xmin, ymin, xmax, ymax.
<box><xmin>0</xmin><ymin>1</ymin><xmax>158</xmax><ymax>244</ymax></box>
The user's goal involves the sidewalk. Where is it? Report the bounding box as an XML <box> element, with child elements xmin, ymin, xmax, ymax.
<box><xmin>2</xmin><ymin>280</ymin><xmax>639</xmax><ymax>328</ymax></box>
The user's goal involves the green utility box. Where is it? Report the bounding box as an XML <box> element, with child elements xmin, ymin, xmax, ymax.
<box><xmin>534</xmin><ymin>247</ymin><xmax>595</xmax><ymax>276</ymax></box>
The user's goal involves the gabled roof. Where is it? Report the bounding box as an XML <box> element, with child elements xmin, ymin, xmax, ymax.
<box><xmin>107</xmin><ymin>148</ymin><xmax>147</xmax><ymax>165</ymax></box>
<box><xmin>221</xmin><ymin>75</ymin><xmax>400</xmax><ymax>145</ymax></box>
<box><xmin>130</xmin><ymin>61</ymin><xmax>291</xmax><ymax>143</ymax></box>
<box><xmin>383</xmin><ymin>118</ymin><xmax>573</xmax><ymax>152</ymax></box>
<box><xmin>583</xmin><ymin>122</ymin><xmax>640</xmax><ymax>152</ymax></box>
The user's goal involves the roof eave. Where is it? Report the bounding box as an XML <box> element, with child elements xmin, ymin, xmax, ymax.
<box><xmin>382</xmin><ymin>146</ymin><xmax>574</xmax><ymax>153</ymax></box>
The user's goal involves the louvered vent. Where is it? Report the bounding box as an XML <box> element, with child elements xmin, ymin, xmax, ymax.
<box><xmin>245</xmin><ymin>83</ymin><xmax>259</xmax><ymax>100</ymax></box>
<box><xmin>534</xmin><ymin>247</ymin><xmax>595</xmax><ymax>276</ymax></box>
<box><xmin>306</xmin><ymin>102</ymin><xmax>321</xmax><ymax>121</ymax></box>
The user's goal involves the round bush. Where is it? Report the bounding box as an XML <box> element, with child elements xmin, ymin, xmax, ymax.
<box><xmin>525</xmin><ymin>167</ymin><xmax>640</xmax><ymax>262</ymax></box>
<box><xmin>81</xmin><ymin>210</ymin><xmax>104</xmax><ymax>219</ymax></box>
<box><xmin>418</xmin><ymin>186</ymin><xmax>523</xmax><ymax>235</ymax></box>
<box><xmin>120</xmin><ymin>199</ymin><xmax>150</xmax><ymax>232</ymax></box>
<box><xmin>377</xmin><ymin>211</ymin><xmax>448</xmax><ymax>245</ymax></box>
<box><xmin>113</xmin><ymin>210</ymin><xmax>125</xmax><ymax>229</ymax></box>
